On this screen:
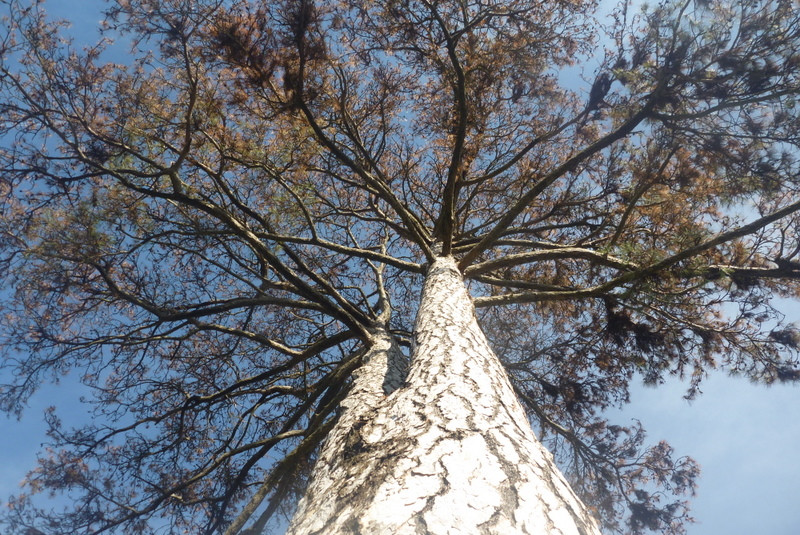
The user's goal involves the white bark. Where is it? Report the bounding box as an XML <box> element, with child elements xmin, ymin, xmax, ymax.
<box><xmin>286</xmin><ymin>256</ymin><xmax>601</xmax><ymax>535</ymax></box>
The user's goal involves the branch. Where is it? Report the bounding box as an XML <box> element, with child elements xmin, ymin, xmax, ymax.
<box><xmin>424</xmin><ymin>0</ymin><xmax>467</xmax><ymax>255</ymax></box>
<box><xmin>459</xmin><ymin>95</ymin><xmax>658</xmax><ymax>270</ymax></box>
<box><xmin>296</xmin><ymin>100</ymin><xmax>434</xmax><ymax>259</ymax></box>
<box><xmin>474</xmin><ymin>195</ymin><xmax>800</xmax><ymax>307</ymax></box>
<box><xmin>465</xmin><ymin>247</ymin><xmax>636</xmax><ymax>277</ymax></box>
<box><xmin>105</xmin><ymin>170</ymin><xmax>374</xmax><ymax>334</ymax></box>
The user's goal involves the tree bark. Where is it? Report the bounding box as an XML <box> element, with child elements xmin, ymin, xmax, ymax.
<box><xmin>286</xmin><ymin>256</ymin><xmax>601</xmax><ymax>534</ymax></box>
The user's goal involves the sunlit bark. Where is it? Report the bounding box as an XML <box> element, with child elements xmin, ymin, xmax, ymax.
<box><xmin>286</xmin><ymin>256</ymin><xmax>600</xmax><ymax>534</ymax></box>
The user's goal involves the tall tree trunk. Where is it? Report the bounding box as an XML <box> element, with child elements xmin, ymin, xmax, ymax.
<box><xmin>286</xmin><ymin>257</ymin><xmax>601</xmax><ymax>534</ymax></box>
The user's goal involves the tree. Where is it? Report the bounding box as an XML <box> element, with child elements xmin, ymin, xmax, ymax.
<box><xmin>2</xmin><ymin>0</ymin><xmax>800</xmax><ymax>533</ymax></box>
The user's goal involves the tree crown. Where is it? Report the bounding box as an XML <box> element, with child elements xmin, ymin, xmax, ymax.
<box><xmin>2</xmin><ymin>0</ymin><xmax>800</xmax><ymax>533</ymax></box>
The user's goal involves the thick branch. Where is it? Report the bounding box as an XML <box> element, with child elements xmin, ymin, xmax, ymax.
<box><xmin>474</xmin><ymin>196</ymin><xmax>800</xmax><ymax>307</ymax></box>
<box><xmin>426</xmin><ymin>0</ymin><xmax>467</xmax><ymax>255</ymax></box>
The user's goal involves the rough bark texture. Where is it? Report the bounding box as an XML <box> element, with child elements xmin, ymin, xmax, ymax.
<box><xmin>286</xmin><ymin>257</ymin><xmax>601</xmax><ymax>534</ymax></box>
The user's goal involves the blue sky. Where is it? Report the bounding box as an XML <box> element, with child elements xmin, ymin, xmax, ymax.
<box><xmin>1</xmin><ymin>1</ymin><xmax>799</xmax><ymax>534</ymax></box>
<box><xmin>612</xmin><ymin>373</ymin><xmax>800</xmax><ymax>534</ymax></box>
